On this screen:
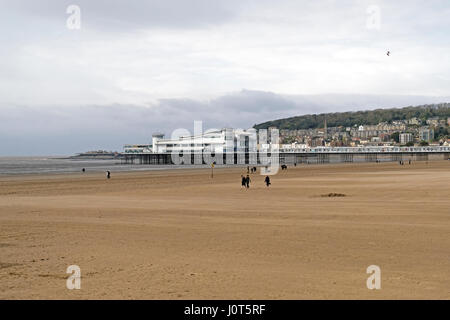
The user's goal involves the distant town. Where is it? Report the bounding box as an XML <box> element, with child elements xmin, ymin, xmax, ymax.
<box><xmin>259</xmin><ymin>103</ymin><xmax>450</xmax><ymax>148</ymax></box>
<box><xmin>276</xmin><ymin>116</ymin><xmax>449</xmax><ymax>148</ymax></box>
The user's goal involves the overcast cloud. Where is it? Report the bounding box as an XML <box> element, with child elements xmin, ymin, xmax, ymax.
<box><xmin>0</xmin><ymin>0</ymin><xmax>449</xmax><ymax>155</ymax></box>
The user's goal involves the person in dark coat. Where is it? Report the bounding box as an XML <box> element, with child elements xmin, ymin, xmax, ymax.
<box><xmin>245</xmin><ymin>175</ymin><xmax>251</xmax><ymax>188</ymax></box>
<box><xmin>264</xmin><ymin>176</ymin><xmax>271</xmax><ymax>187</ymax></box>
<box><xmin>241</xmin><ymin>175</ymin><xmax>246</xmax><ymax>188</ymax></box>
<box><xmin>106</xmin><ymin>171</ymin><xmax>111</xmax><ymax>179</ymax></box>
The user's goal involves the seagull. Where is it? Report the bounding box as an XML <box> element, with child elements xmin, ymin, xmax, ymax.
<box><xmin>387</xmin><ymin>51</ymin><xmax>390</xmax><ymax>56</ymax></box>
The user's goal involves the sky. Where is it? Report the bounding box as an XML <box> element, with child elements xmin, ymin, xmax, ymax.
<box><xmin>0</xmin><ymin>0</ymin><xmax>449</xmax><ymax>155</ymax></box>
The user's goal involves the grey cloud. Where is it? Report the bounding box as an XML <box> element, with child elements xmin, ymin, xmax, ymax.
<box><xmin>3</xmin><ymin>0</ymin><xmax>242</xmax><ymax>31</ymax></box>
<box><xmin>213</xmin><ymin>90</ymin><xmax>297</xmax><ymax>113</ymax></box>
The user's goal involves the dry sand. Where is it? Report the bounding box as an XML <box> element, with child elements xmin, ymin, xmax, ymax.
<box><xmin>0</xmin><ymin>161</ymin><xmax>449</xmax><ymax>299</ymax></box>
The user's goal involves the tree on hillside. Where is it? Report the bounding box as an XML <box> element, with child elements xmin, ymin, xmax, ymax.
<box><xmin>391</xmin><ymin>132</ymin><xmax>400</xmax><ymax>143</ymax></box>
<box><xmin>253</xmin><ymin>103</ymin><xmax>450</xmax><ymax>130</ymax></box>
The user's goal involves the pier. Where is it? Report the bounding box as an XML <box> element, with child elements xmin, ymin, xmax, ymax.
<box><xmin>122</xmin><ymin>146</ymin><xmax>450</xmax><ymax>165</ymax></box>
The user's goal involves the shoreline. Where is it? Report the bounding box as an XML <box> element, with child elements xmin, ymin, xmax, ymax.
<box><xmin>0</xmin><ymin>158</ymin><xmax>447</xmax><ymax>179</ymax></box>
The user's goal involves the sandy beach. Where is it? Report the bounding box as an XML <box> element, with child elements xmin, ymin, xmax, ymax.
<box><xmin>0</xmin><ymin>161</ymin><xmax>449</xmax><ymax>299</ymax></box>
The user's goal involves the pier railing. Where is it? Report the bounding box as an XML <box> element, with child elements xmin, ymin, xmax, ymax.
<box><xmin>278</xmin><ymin>146</ymin><xmax>450</xmax><ymax>153</ymax></box>
<box><xmin>123</xmin><ymin>146</ymin><xmax>450</xmax><ymax>155</ymax></box>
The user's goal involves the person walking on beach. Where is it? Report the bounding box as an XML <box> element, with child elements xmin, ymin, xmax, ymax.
<box><xmin>241</xmin><ymin>175</ymin><xmax>246</xmax><ymax>188</ymax></box>
<box><xmin>264</xmin><ymin>176</ymin><xmax>271</xmax><ymax>187</ymax></box>
<box><xmin>245</xmin><ymin>175</ymin><xmax>251</xmax><ymax>189</ymax></box>
<box><xmin>82</xmin><ymin>168</ymin><xmax>85</xmax><ymax>173</ymax></box>
<box><xmin>106</xmin><ymin>171</ymin><xmax>111</xmax><ymax>179</ymax></box>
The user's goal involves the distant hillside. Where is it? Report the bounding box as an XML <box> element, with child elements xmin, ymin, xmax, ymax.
<box><xmin>253</xmin><ymin>103</ymin><xmax>450</xmax><ymax>130</ymax></box>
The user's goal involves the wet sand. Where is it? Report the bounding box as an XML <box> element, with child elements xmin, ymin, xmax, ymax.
<box><xmin>0</xmin><ymin>161</ymin><xmax>449</xmax><ymax>299</ymax></box>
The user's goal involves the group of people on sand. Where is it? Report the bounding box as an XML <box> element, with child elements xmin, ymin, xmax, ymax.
<box><xmin>241</xmin><ymin>174</ymin><xmax>271</xmax><ymax>188</ymax></box>
<box><xmin>247</xmin><ymin>166</ymin><xmax>257</xmax><ymax>174</ymax></box>
<box><xmin>399</xmin><ymin>160</ymin><xmax>412</xmax><ymax>165</ymax></box>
